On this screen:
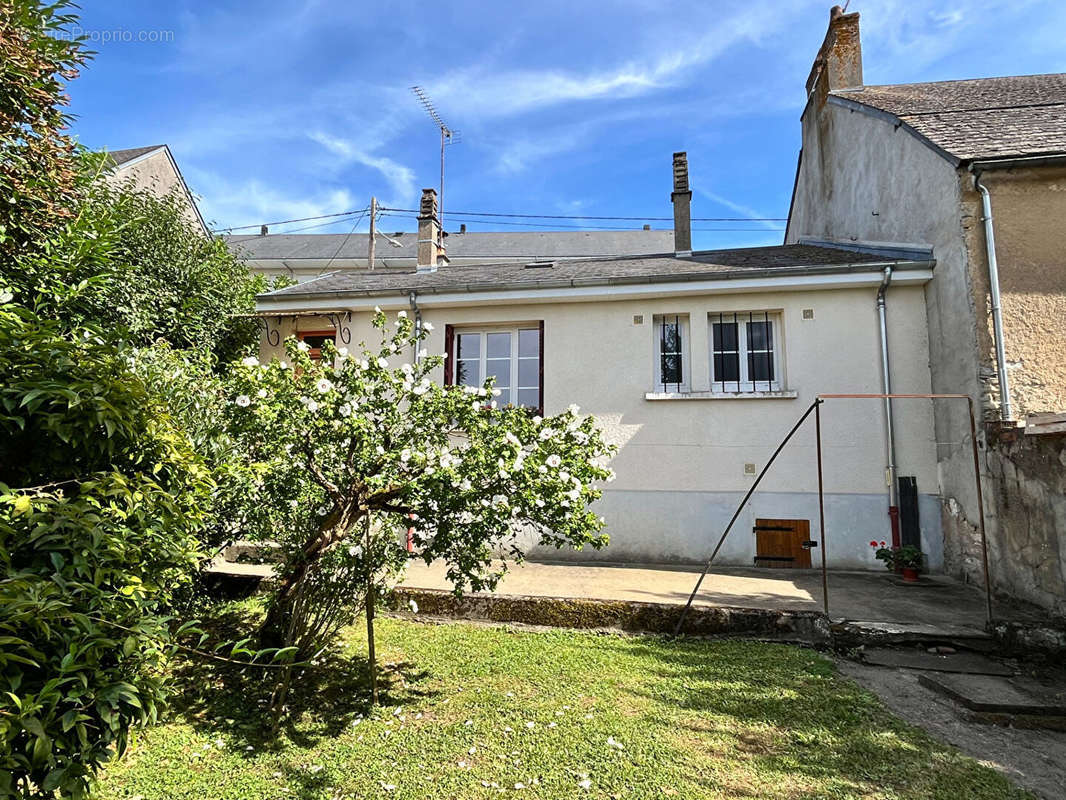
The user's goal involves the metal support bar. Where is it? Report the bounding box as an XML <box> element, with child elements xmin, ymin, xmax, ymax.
<box><xmin>672</xmin><ymin>398</ymin><xmax>822</xmax><ymax>636</ymax></box>
<box><xmin>816</xmin><ymin>399</ymin><xmax>829</xmax><ymax>616</ymax></box>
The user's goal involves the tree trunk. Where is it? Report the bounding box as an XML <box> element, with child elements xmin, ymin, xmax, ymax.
<box><xmin>366</xmin><ymin>582</ymin><xmax>378</xmax><ymax>705</ymax></box>
<box><xmin>259</xmin><ymin>505</ymin><xmax>362</xmax><ymax>647</ymax></box>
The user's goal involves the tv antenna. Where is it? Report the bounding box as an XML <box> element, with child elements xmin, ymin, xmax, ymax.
<box><xmin>411</xmin><ymin>86</ymin><xmax>460</xmax><ymax>240</ymax></box>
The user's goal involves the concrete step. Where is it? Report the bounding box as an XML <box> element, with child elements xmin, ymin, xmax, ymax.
<box><xmin>919</xmin><ymin>672</ymin><xmax>1066</xmax><ymax>730</ymax></box>
<box><xmin>832</xmin><ymin>619</ymin><xmax>995</xmax><ymax>651</ymax></box>
<box><xmin>861</xmin><ymin>647</ymin><xmax>1013</xmax><ymax>676</ymax></box>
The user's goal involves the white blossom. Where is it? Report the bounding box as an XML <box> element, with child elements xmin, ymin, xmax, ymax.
<box><xmin>338</xmin><ymin>346</ymin><xmax>349</xmax><ymax>357</ymax></box>
<box><xmin>546</xmin><ymin>454</ymin><xmax>562</xmax><ymax>468</ymax></box>
<box><xmin>316</xmin><ymin>378</ymin><xmax>333</xmax><ymax>394</ymax></box>
<box><xmin>374</xmin><ymin>305</ymin><xmax>382</xmax><ymax>313</ymax></box>
<box><xmin>339</xmin><ymin>402</ymin><xmax>353</xmax><ymax>417</ymax></box>
<box><xmin>257</xmin><ymin>388</ymin><xmax>268</xmax><ymax>399</ymax></box>
<box><xmin>241</xmin><ymin>356</ymin><xmax>260</xmax><ymax>367</ymax></box>
<box><xmin>532</xmin><ymin>415</ymin><xmax>542</xmax><ymax>426</ymax></box>
<box><xmin>408</xmin><ymin>599</ymin><xmax>419</xmax><ymax>613</ymax></box>
<box><xmin>400</xmin><ymin>449</ymin><xmax>412</xmax><ymax>462</ymax></box>
<box><xmin>567</xmin><ymin>403</ymin><xmax>580</xmax><ymax>415</ymax></box>
<box><xmin>306</xmin><ymin>399</ymin><xmax>320</xmax><ymax>413</ymax></box>
<box><xmin>539</xmin><ymin>428</ymin><xmax>556</xmax><ymax>440</ymax></box>
<box><xmin>377</xmin><ymin>357</ymin><xmax>388</xmax><ymax>369</ymax></box>
<box><xmin>235</xmin><ymin>395</ymin><xmax>251</xmax><ymax>407</ymax></box>
<box><xmin>398</xmin><ymin>310</ymin><xmax>408</xmax><ymax>318</ymax></box>
<box><xmin>296</xmin><ymin>340</ymin><xmax>310</xmax><ymax>352</ymax></box>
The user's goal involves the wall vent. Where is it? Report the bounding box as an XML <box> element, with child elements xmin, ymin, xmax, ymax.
<box><xmin>633</xmin><ymin>315</ymin><xmax>644</xmax><ymax>325</ymax></box>
<box><xmin>802</xmin><ymin>308</ymin><xmax>815</xmax><ymax>320</ymax></box>
<box><xmin>525</xmin><ymin>260</ymin><xmax>554</xmax><ymax>269</ymax></box>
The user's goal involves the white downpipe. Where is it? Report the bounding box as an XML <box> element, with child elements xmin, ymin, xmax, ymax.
<box><xmin>973</xmin><ymin>174</ymin><xmax>1013</xmax><ymax>421</ymax></box>
<box><xmin>876</xmin><ymin>267</ymin><xmax>898</xmax><ymax>512</ymax></box>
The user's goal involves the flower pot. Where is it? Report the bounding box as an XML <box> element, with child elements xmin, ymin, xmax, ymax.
<box><xmin>901</xmin><ymin>567</ymin><xmax>920</xmax><ymax>583</ymax></box>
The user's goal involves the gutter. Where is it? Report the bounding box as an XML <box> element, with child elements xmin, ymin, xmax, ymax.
<box><xmin>876</xmin><ymin>267</ymin><xmax>901</xmax><ymax>548</ymax></box>
<box><xmin>255</xmin><ymin>258</ymin><xmax>935</xmax><ymax>305</ymax></box>
<box><xmin>970</xmin><ymin>168</ymin><xmax>1013</xmax><ymax>421</ymax></box>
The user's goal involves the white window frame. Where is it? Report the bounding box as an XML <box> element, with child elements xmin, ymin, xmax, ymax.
<box><xmin>653</xmin><ymin>314</ymin><xmax>691</xmax><ymax>392</ymax></box>
<box><xmin>453</xmin><ymin>325</ymin><xmax>541</xmax><ymax>409</ymax></box>
<box><xmin>708</xmin><ymin>312</ymin><xmax>783</xmax><ymax>393</ymax></box>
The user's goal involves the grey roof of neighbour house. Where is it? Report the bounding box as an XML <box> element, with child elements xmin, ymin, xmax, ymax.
<box><xmin>227</xmin><ymin>229</ymin><xmax>676</xmax><ymax>266</ymax></box>
<box><xmin>108</xmin><ymin>145</ymin><xmax>167</xmax><ymax>165</ymax></box>
<box><xmin>259</xmin><ymin>243</ymin><xmax>928</xmax><ymax>301</ymax></box>
<box><xmin>830</xmin><ymin>73</ymin><xmax>1066</xmax><ymax>162</ymax></box>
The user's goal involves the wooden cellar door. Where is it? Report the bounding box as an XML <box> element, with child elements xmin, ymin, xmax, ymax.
<box><xmin>753</xmin><ymin>518</ymin><xmax>813</xmax><ymax>569</ymax></box>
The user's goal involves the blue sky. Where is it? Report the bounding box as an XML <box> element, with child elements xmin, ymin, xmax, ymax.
<box><xmin>69</xmin><ymin>1</ymin><xmax>1066</xmax><ymax>250</ymax></box>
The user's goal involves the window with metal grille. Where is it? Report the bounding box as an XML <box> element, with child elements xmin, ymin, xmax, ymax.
<box><xmin>709</xmin><ymin>312</ymin><xmax>781</xmax><ymax>392</ymax></box>
<box><xmin>446</xmin><ymin>325</ymin><xmax>543</xmax><ymax>412</ymax></box>
<box><xmin>653</xmin><ymin>314</ymin><xmax>689</xmax><ymax>392</ymax></box>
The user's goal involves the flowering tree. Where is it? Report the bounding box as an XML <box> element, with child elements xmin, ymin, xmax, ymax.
<box><xmin>225</xmin><ymin>310</ymin><xmax>615</xmax><ymax>682</ymax></box>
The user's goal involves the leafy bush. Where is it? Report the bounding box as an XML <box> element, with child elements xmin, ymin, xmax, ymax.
<box><xmin>223</xmin><ymin>310</ymin><xmax>617</xmax><ymax>693</ymax></box>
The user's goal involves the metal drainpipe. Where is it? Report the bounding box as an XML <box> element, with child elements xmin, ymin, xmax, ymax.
<box><xmin>973</xmin><ymin>172</ymin><xmax>1013</xmax><ymax>421</ymax></box>
<box><xmin>408</xmin><ymin>291</ymin><xmax>422</xmax><ymax>365</ymax></box>
<box><xmin>877</xmin><ymin>266</ymin><xmax>901</xmax><ymax>548</ymax></box>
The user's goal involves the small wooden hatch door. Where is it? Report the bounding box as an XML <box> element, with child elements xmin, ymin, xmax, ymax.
<box><xmin>753</xmin><ymin>518</ymin><xmax>812</xmax><ymax>569</ymax></box>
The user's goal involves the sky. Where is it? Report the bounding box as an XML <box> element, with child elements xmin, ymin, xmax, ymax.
<box><xmin>67</xmin><ymin>0</ymin><xmax>1066</xmax><ymax>251</ymax></box>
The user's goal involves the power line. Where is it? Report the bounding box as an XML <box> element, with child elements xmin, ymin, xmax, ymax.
<box><xmin>323</xmin><ymin>210</ymin><xmax>369</xmax><ymax>272</ymax></box>
<box><xmin>379</xmin><ymin>211</ymin><xmax>782</xmax><ymax>232</ymax></box>
<box><xmin>380</xmin><ymin>206</ymin><xmax>785</xmax><ymax>222</ymax></box>
<box><xmin>210</xmin><ymin>207</ymin><xmax>369</xmax><ymax>234</ymax></box>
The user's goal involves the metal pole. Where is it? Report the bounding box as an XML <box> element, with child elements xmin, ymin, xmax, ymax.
<box><xmin>816</xmin><ymin>399</ymin><xmax>829</xmax><ymax>617</ymax></box>
<box><xmin>967</xmin><ymin>397</ymin><xmax>994</xmax><ymax>627</ymax></box>
<box><xmin>673</xmin><ymin>399</ymin><xmax>821</xmax><ymax>636</ymax></box>
<box><xmin>439</xmin><ymin>127</ymin><xmax>446</xmax><ymax>250</ymax></box>
<box><xmin>367</xmin><ymin>196</ymin><xmax>376</xmax><ymax>270</ymax></box>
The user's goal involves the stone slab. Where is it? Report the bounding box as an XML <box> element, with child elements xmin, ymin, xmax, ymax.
<box><xmin>862</xmin><ymin>647</ymin><xmax>1013</xmax><ymax>675</ymax></box>
<box><xmin>919</xmin><ymin>673</ymin><xmax>1066</xmax><ymax>716</ymax></box>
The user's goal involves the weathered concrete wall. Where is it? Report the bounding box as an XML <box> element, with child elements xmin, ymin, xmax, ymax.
<box><xmin>787</xmin><ymin>99</ymin><xmax>982</xmax><ymax>577</ymax></box>
<box><xmin>959</xmin><ymin>166</ymin><xmax>1066</xmax><ymax>417</ymax></box>
<box><xmin>978</xmin><ymin>428</ymin><xmax>1066</xmax><ymax>619</ymax></box>
<box><xmin>110</xmin><ymin>148</ymin><xmax>204</xmax><ymax>233</ymax></box>
<box><xmin>258</xmin><ymin>284</ymin><xmax>939</xmax><ymax>568</ymax></box>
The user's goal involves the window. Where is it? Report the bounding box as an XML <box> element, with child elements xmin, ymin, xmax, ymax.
<box><xmin>297</xmin><ymin>329</ymin><xmax>336</xmax><ymax>361</ymax></box>
<box><xmin>446</xmin><ymin>324</ymin><xmax>542</xmax><ymax>412</ymax></box>
<box><xmin>709</xmin><ymin>312</ymin><xmax>781</xmax><ymax>392</ymax></box>
<box><xmin>654</xmin><ymin>314</ymin><xmax>690</xmax><ymax>392</ymax></box>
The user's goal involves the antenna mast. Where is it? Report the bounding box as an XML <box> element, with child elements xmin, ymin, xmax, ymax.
<box><xmin>410</xmin><ymin>86</ymin><xmax>460</xmax><ymax>244</ymax></box>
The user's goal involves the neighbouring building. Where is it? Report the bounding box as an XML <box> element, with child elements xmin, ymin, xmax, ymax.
<box><xmin>106</xmin><ymin>144</ymin><xmax>208</xmax><ymax>235</ymax></box>
<box><xmin>256</xmin><ymin>180</ymin><xmax>943</xmax><ymax>571</ymax></box>
<box><xmin>786</xmin><ymin>7</ymin><xmax>1066</xmax><ymax>614</ymax></box>
<box><xmin>226</xmin><ymin>228</ymin><xmax>675</xmax><ymax>284</ymax></box>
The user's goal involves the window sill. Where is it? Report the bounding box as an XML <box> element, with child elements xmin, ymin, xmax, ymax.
<box><xmin>644</xmin><ymin>390</ymin><xmax>799</xmax><ymax>401</ymax></box>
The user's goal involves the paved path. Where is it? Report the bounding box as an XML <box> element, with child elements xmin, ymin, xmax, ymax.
<box><xmin>401</xmin><ymin>560</ymin><xmax>1039</xmax><ymax>629</ymax></box>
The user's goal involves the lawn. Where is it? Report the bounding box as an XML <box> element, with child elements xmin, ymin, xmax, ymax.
<box><xmin>94</xmin><ymin>611</ymin><xmax>1028</xmax><ymax>800</ymax></box>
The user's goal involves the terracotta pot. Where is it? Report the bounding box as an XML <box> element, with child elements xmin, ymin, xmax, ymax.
<box><xmin>901</xmin><ymin>567</ymin><xmax>920</xmax><ymax>583</ymax></box>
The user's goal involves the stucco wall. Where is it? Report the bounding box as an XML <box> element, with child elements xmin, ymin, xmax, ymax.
<box><xmin>110</xmin><ymin>149</ymin><xmax>204</xmax><ymax>232</ymax></box>
<box><xmin>258</xmin><ymin>284</ymin><xmax>939</xmax><ymax>569</ymax></box>
<box><xmin>960</xmin><ymin>166</ymin><xmax>1066</xmax><ymax>417</ymax></box>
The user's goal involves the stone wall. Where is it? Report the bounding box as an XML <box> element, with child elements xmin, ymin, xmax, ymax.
<box><xmin>951</xmin><ymin>426</ymin><xmax>1066</xmax><ymax>619</ymax></box>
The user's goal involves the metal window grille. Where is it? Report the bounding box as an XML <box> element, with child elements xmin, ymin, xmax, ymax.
<box><xmin>710</xmin><ymin>311</ymin><xmax>775</xmax><ymax>393</ymax></box>
<box><xmin>659</xmin><ymin>315</ymin><xmax>684</xmax><ymax>392</ymax></box>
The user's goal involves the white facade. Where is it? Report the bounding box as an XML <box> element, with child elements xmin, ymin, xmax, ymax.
<box><xmin>257</xmin><ymin>271</ymin><xmax>942</xmax><ymax>570</ymax></box>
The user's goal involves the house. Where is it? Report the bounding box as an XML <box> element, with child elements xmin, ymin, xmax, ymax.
<box><xmin>786</xmin><ymin>8</ymin><xmax>1066</xmax><ymax>613</ymax></box>
<box><xmin>106</xmin><ymin>144</ymin><xmax>208</xmax><ymax>235</ymax></box>
<box><xmin>256</xmin><ymin>175</ymin><xmax>942</xmax><ymax>571</ymax></box>
<box><xmin>226</xmin><ymin>228</ymin><xmax>675</xmax><ymax>283</ymax></box>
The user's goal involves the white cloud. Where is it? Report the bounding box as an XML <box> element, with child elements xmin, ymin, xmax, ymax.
<box><xmin>308</xmin><ymin>131</ymin><xmax>416</xmax><ymax>208</ymax></box>
<box><xmin>184</xmin><ymin>167</ymin><xmax>357</xmax><ymax>232</ymax></box>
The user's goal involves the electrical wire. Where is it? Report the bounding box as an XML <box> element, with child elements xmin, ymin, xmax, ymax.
<box><xmin>322</xmin><ymin>210</ymin><xmax>369</xmax><ymax>272</ymax></box>
<box><xmin>211</xmin><ymin>207</ymin><xmax>369</xmax><ymax>234</ymax></box>
<box><xmin>378</xmin><ymin>211</ymin><xmax>782</xmax><ymax>232</ymax></box>
<box><xmin>380</xmin><ymin>206</ymin><xmax>785</xmax><ymax>222</ymax></box>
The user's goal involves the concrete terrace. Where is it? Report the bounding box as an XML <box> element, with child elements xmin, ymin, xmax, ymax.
<box><xmin>401</xmin><ymin>560</ymin><xmax>1041</xmax><ymax>630</ymax></box>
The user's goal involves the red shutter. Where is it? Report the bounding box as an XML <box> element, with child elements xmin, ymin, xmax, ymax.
<box><xmin>444</xmin><ymin>324</ymin><xmax>455</xmax><ymax>386</ymax></box>
<box><xmin>537</xmin><ymin>319</ymin><xmax>545</xmax><ymax>416</ymax></box>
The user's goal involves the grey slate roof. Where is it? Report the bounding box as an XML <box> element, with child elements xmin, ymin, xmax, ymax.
<box><xmin>259</xmin><ymin>244</ymin><xmax>921</xmax><ymax>301</ymax></box>
<box><xmin>228</xmin><ymin>229</ymin><xmax>675</xmax><ymax>264</ymax></box>
<box><xmin>108</xmin><ymin>145</ymin><xmax>166</xmax><ymax>165</ymax></box>
<box><xmin>831</xmin><ymin>73</ymin><xmax>1066</xmax><ymax>161</ymax></box>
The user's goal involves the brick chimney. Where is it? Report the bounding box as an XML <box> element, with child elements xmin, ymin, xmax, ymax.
<box><xmin>416</xmin><ymin>188</ymin><xmax>447</xmax><ymax>272</ymax></box>
<box><xmin>671</xmin><ymin>152</ymin><xmax>692</xmax><ymax>256</ymax></box>
<box><xmin>805</xmin><ymin>6</ymin><xmax>863</xmax><ymax>102</ymax></box>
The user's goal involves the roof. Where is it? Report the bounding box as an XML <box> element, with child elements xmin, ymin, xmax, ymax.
<box><xmin>258</xmin><ymin>243</ymin><xmax>926</xmax><ymax>302</ymax></box>
<box><xmin>227</xmin><ymin>229</ymin><xmax>676</xmax><ymax>265</ymax></box>
<box><xmin>107</xmin><ymin>145</ymin><xmax>166</xmax><ymax>166</ymax></box>
<box><xmin>830</xmin><ymin>73</ymin><xmax>1066</xmax><ymax>162</ymax></box>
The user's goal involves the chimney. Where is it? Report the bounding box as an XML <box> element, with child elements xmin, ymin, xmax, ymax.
<box><xmin>671</xmin><ymin>152</ymin><xmax>692</xmax><ymax>256</ymax></box>
<box><xmin>416</xmin><ymin>188</ymin><xmax>447</xmax><ymax>272</ymax></box>
<box><xmin>806</xmin><ymin>6</ymin><xmax>862</xmax><ymax>102</ymax></box>
<box><xmin>260</xmin><ymin>224</ymin><xmax>269</xmax><ymax>236</ymax></box>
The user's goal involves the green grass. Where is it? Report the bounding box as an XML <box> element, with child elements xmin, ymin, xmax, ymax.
<box><xmin>93</xmin><ymin>612</ymin><xmax>1028</xmax><ymax>800</ymax></box>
